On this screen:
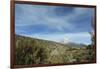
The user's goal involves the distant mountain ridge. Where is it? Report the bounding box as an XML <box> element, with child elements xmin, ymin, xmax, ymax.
<box><xmin>64</xmin><ymin>42</ymin><xmax>87</xmax><ymax>48</ymax></box>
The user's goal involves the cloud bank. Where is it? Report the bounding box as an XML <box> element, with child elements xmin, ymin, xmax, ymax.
<box><xmin>15</xmin><ymin>4</ymin><xmax>94</xmax><ymax>45</ymax></box>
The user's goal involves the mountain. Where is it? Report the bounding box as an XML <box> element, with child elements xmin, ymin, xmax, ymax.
<box><xmin>64</xmin><ymin>42</ymin><xmax>87</xmax><ymax>48</ymax></box>
<box><xmin>16</xmin><ymin>34</ymin><xmax>71</xmax><ymax>48</ymax></box>
<box><xmin>15</xmin><ymin>34</ymin><xmax>94</xmax><ymax>65</ymax></box>
<box><xmin>16</xmin><ymin>34</ymin><xmax>86</xmax><ymax>48</ymax></box>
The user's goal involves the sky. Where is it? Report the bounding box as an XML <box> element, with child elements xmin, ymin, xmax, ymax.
<box><xmin>15</xmin><ymin>4</ymin><xmax>94</xmax><ymax>45</ymax></box>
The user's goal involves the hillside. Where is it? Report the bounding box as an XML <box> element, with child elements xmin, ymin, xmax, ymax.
<box><xmin>15</xmin><ymin>35</ymin><xmax>95</xmax><ymax>65</ymax></box>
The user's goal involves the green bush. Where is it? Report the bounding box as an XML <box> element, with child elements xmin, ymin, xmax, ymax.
<box><xmin>16</xmin><ymin>36</ymin><xmax>50</xmax><ymax>65</ymax></box>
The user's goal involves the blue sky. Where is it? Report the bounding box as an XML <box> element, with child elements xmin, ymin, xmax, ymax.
<box><xmin>15</xmin><ymin>4</ymin><xmax>94</xmax><ymax>45</ymax></box>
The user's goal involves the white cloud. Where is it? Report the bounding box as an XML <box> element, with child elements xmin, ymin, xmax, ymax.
<box><xmin>15</xmin><ymin>4</ymin><xmax>93</xmax><ymax>45</ymax></box>
<box><xmin>15</xmin><ymin>4</ymin><xmax>93</xmax><ymax>33</ymax></box>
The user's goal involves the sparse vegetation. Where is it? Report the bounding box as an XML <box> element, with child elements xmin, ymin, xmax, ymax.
<box><xmin>15</xmin><ymin>35</ymin><xmax>95</xmax><ymax>65</ymax></box>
